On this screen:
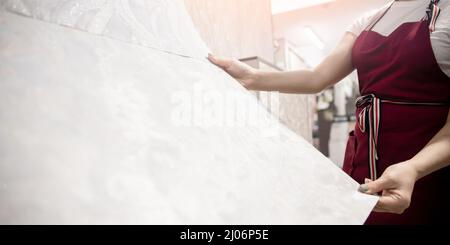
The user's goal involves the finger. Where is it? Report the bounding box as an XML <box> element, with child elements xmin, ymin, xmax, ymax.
<box><xmin>359</xmin><ymin>177</ymin><xmax>391</xmax><ymax>195</ymax></box>
<box><xmin>207</xmin><ymin>54</ymin><xmax>232</xmax><ymax>69</ymax></box>
<box><xmin>372</xmin><ymin>195</ymin><xmax>395</xmax><ymax>213</ymax></box>
<box><xmin>373</xmin><ymin>206</ymin><xmax>396</xmax><ymax>214</ymax></box>
<box><xmin>375</xmin><ymin>196</ymin><xmax>405</xmax><ymax>214</ymax></box>
<box><xmin>372</xmin><ymin>206</ymin><xmax>390</xmax><ymax>213</ymax></box>
<box><xmin>359</xmin><ymin>179</ymin><xmax>374</xmax><ymax>193</ymax></box>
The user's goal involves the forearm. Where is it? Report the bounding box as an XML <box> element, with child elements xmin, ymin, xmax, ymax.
<box><xmin>409</xmin><ymin>115</ymin><xmax>450</xmax><ymax>180</ymax></box>
<box><xmin>250</xmin><ymin>69</ymin><xmax>322</xmax><ymax>94</ymax></box>
<box><xmin>248</xmin><ymin>33</ymin><xmax>356</xmax><ymax>94</ymax></box>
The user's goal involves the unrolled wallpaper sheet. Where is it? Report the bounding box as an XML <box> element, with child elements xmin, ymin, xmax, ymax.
<box><xmin>0</xmin><ymin>0</ymin><xmax>378</xmax><ymax>224</ymax></box>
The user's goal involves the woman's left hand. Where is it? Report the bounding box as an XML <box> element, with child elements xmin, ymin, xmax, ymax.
<box><xmin>359</xmin><ymin>161</ymin><xmax>419</xmax><ymax>214</ymax></box>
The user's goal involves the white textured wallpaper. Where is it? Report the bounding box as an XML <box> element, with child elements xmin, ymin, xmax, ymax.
<box><xmin>0</xmin><ymin>0</ymin><xmax>377</xmax><ymax>224</ymax></box>
<box><xmin>0</xmin><ymin>0</ymin><xmax>209</xmax><ymax>58</ymax></box>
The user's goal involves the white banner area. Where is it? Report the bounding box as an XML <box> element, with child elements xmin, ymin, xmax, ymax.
<box><xmin>0</xmin><ymin>0</ymin><xmax>377</xmax><ymax>224</ymax></box>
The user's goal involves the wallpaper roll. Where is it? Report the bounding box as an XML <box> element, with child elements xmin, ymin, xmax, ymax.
<box><xmin>0</xmin><ymin>0</ymin><xmax>209</xmax><ymax>58</ymax></box>
<box><xmin>0</xmin><ymin>0</ymin><xmax>377</xmax><ymax>224</ymax></box>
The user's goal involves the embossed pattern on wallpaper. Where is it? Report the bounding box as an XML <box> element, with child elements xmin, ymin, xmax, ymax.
<box><xmin>0</xmin><ymin>0</ymin><xmax>209</xmax><ymax>58</ymax></box>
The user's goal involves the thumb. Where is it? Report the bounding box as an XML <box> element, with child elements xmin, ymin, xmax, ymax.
<box><xmin>359</xmin><ymin>177</ymin><xmax>390</xmax><ymax>195</ymax></box>
<box><xmin>208</xmin><ymin>54</ymin><xmax>232</xmax><ymax>70</ymax></box>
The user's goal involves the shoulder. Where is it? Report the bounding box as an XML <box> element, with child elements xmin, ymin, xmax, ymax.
<box><xmin>440</xmin><ymin>0</ymin><xmax>450</xmax><ymax>8</ymax></box>
<box><xmin>433</xmin><ymin>1</ymin><xmax>450</xmax><ymax>77</ymax></box>
<box><xmin>347</xmin><ymin>1</ymin><xmax>393</xmax><ymax>36</ymax></box>
<box><xmin>436</xmin><ymin>1</ymin><xmax>450</xmax><ymax>33</ymax></box>
<box><xmin>438</xmin><ymin>0</ymin><xmax>450</xmax><ymax>22</ymax></box>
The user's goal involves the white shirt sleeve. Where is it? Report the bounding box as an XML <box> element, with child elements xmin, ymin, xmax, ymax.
<box><xmin>432</xmin><ymin>3</ymin><xmax>450</xmax><ymax>77</ymax></box>
<box><xmin>347</xmin><ymin>10</ymin><xmax>376</xmax><ymax>36</ymax></box>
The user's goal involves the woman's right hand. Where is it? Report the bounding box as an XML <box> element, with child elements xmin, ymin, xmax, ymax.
<box><xmin>208</xmin><ymin>54</ymin><xmax>258</xmax><ymax>89</ymax></box>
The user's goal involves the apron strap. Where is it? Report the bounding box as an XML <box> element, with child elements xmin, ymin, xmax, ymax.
<box><xmin>366</xmin><ymin>0</ymin><xmax>442</xmax><ymax>33</ymax></box>
<box><xmin>365</xmin><ymin>1</ymin><xmax>395</xmax><ymax>32</ymax></box>
<box><xmin>425</xmin><ymin>0</ymin><xmax>441</xmax><ymax>32</ymax></box>
<box><xmin>356</xmin><ymin>94</ymin><xmax>448</xmax><ymax>181</ymax></box>
<box><xmin>356</xmin><ymin>95</ymin><xmax>380</xmax><ymax>180</ymax></box>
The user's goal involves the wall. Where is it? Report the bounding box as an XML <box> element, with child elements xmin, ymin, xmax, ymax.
<box><xmin>274</xmin><ymin>39</ymin><xmax>315</xmax><ymax>143</ymax></box>
<box><xmin>184</xmin><ymin>0</ymin><xmax>274</xmax><ymax>62</ymax></box>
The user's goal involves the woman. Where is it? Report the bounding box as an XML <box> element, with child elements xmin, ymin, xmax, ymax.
<box><xmin>209</xmin><ymin>0</ymin><xmax>450</xmax><ymax>224</ymax></box>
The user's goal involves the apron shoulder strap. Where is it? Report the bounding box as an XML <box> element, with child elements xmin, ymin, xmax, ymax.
<box><xmin>426</xmin><ymin>0</ymin><xmax>441</xmax><ymax>32</ymax></box>
<box><xmin>364</xmin><ymin>0</ymin><xmax>395</xmax><ymax>32</ymax></box>
<box><xmin>365</xmin><ymin>0</ymin><xmax>442</xmax><ymax>33</ymax></box>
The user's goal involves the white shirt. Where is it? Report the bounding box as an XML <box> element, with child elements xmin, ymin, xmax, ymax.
<box><xmin>348</xmin><ymin>0</ymin><xmax>450</xmax><ymax>77</ymax></box>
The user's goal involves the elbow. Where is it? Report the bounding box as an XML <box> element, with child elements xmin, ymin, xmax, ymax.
<box><xmin>309</xmin><ymin>69</ymin><xmax>330</xmax><ymax>94</ymax></box>
<box><xmin>311</xmin><ymin>84</ymin><xmax>327</xmax><ymax>94</ymax></box>
<box><xmin>308</xmin><ymin>78</ymin><xmax>329</xmax><ymax>94</ymax></box>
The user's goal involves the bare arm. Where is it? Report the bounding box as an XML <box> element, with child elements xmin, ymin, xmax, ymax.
<box><xmin>409</xmin><ymin>110</ymin><xmax>450</xmax><ymax>179</ymax></box>
<box><xmin>208</xmin><ymin>32</ymin><xmax>357</xmax><ymax>94</ymax></box>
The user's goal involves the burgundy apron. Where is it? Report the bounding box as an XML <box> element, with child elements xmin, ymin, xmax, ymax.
<box><xmin>344</xmin><ymin>1</ymin><xmax>450</xmax><ymax>224</ymax></box>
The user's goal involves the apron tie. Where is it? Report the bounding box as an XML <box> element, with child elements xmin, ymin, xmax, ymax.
<box><xmin>356</xmin><ymin>94</ymin><xmax>380</xmax><ymax>181</ymax></box>
<box><xmin>426</xmin><ymin>0</ymin><xmax>441</xmax><ymax>32</ymax></box>
<box><xmin>356</xmin><ymin>94</ymin><xmax>448</xmax><ymax>181</ymax></box>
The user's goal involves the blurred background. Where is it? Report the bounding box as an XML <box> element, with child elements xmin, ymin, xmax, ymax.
<box><xmin>184</xmin><ymin>0</ymin><xmax>390</xmax><ymax>167</ymax></box>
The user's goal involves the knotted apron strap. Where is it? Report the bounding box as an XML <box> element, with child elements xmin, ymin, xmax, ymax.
<box><xmin>426</xmin><ymin>0</ymin><xmax>441</xmax><ymax>32</ymax></box>
<box><xmin>356</xmin><ymin>94</ymin><xmax>380</xmax><ymax>180</ymax></box>
<box><xmin>356</xmin><ymin>94</ymin><xmax>448</xmax><ymax>181</ymax></box>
